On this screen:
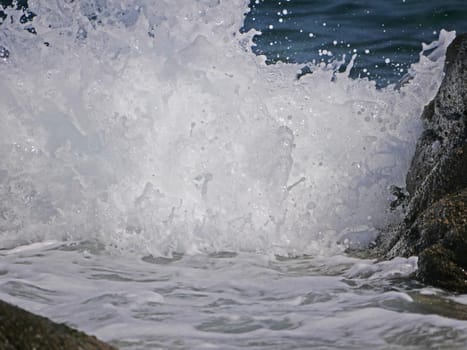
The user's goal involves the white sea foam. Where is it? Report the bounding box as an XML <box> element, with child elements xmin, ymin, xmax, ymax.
<box><xmin>2</xmin><ymin>246</ymin><xmax>466</xmax><ymax>350</ymax></box>
<box><xmin>0</xmin><ymin>0</ymin><xmax>455</xmax><ymax>256</ymax></box>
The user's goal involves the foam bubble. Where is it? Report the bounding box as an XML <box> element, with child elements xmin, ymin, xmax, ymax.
<box><xmin>0</xmin><ymin>0</ymin><xmax>455</xmax><ymax>256</ymax></box>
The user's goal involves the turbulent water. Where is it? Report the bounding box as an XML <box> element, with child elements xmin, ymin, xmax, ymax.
<box><xmin>244</xmin><ymin>0</ymin><xmax>467</xmax><ymax>86</ymax></box>
<box><xmin>1</xmin><ymin>0</ymin><xmax>467</xmax><ymax>348</ymax></box>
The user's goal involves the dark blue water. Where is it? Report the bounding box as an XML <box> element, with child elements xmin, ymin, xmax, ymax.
<box><xmin>243</xmin><ymin>0</ymin><xmax>467</xmax><ymax>86</ymax></box>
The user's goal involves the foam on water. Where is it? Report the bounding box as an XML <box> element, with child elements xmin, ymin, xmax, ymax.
<box><xmin>0</xmin><ymin>0</ymin><xmax>456</xmax><ymax>256</ymax></box>
<box><xmin>2</xmin><ymin>244</ymin><xmax>467</xmax><ymax>349</ymax></box>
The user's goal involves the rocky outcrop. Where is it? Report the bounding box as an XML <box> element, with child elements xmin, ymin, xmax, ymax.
<box><xmin>0</xmin><ymin>299</ymin><xmax>117</xmax><ymax>350</ymax></box>
<box><xmin>378</xmin><ymin>33</ymin><xmax>467</xmax><ymax>292</ymax></box>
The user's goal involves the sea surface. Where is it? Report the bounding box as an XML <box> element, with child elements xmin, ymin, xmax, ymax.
<box><xmin>1</xmin><ymin>1</ymin><xmax>467</xmax><ymax>349</ymax></box>
<box><xmin>244</xmin><ymin>0</ymin><xmax>467</xmax><ymax>86</ymax></box>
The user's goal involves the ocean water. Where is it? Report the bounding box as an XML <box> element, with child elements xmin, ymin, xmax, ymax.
<box><xmin>1</xmin><ymin>0</ymin><xmax>467</xmax><ymax>349</ymax></box>
<box><xmin>244</xmin><ymin>0</ymin><xmax>467</xmax><ymax>86</ymax></box>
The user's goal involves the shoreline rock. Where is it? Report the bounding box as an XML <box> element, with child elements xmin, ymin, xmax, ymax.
<box><xmin>377</xmin><ymin>33</ymin><xmax>467</xmax><ymax>292</ymax></box>
<box><xmin>0</xmin><ymin>299</ymin><xmax>117</xmax><ymax>350</ymax></box>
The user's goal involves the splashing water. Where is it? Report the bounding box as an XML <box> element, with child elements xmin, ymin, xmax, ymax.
<box><xmin>2</xmin><ymin>2</ymin><xmax>467</xmax><ymax>349</ymax></box>
<box><xmin>0</xmin><ymin>0</ymin><xmax>455</xmax><ymax>257</ymax></box>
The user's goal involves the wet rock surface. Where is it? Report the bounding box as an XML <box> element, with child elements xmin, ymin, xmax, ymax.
<box><xmin>378</xmin><ymin>33</ymin><xmax>467</xmax><ymax>292</ymax></box>
<box><xmin>0</xmin><ymin>299</ymin><xmax>117</xmax><ymax>350</ymax></box>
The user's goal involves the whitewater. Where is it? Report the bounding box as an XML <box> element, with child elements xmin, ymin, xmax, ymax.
<box><xmin>1</xmin><ymin>0</ymin><xmax>467</xmax><ymax>348</ymax></box>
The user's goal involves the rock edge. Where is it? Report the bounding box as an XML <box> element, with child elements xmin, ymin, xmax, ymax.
<box><xmin>377</xmin><ymin>33</ymin><xmax>467</xmax><ymax>293</ymax></box>
<box><xmin>0</xmin><ymin>299</ymin><xmax>117</xmax><ymax>350</ymax></box>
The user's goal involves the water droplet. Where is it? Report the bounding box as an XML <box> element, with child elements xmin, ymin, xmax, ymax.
<box><xmin>0</xmin><ymin>46</ymin><xmax>9</xmax><ymax>59</ymax></box>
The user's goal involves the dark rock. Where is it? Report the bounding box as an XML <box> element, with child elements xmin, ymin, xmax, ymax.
<box><xmin>405</xmin><ymin>32</ymin><xmax>467</xmax><ymax>222</ymax></box>
<box><xmin>406</xmin><ymin>189</ymin><xmax>467</xmax><ymax>292</ymax></box>
<box><xmin>0</xmin><ymin>299</ymin><xmax>117</xmax><ymax>350</ymax></box>
<box><xmin>418</xmin><ymin>244</ymin><xmax>467</xmax><ymax>293</ymax></box>
<box><xmin>377</xmin><ymin>33</ymin><xmax>467</xmax><ymax>292</ymax></box>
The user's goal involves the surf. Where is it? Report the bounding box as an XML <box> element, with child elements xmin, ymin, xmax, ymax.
<box><xmin>0</xmin><ymin>0</ymin><xmax>454</xmax><ymax>257</ymax></box>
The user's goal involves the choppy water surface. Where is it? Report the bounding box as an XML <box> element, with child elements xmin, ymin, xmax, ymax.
<box><xmin>244</xmin><ymin>0</ymin><xmax>467</xmax><ymax>86</ymax></box>
<box><xmin>1</xmin><ymin>0</ymin><xmax>467</xmax><ymax>348</ymax></box>
<box><xmin>2</xmin><ymin>242</ymin><xmax>467</xmax><ymax>349</ymax></box>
